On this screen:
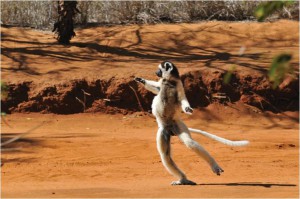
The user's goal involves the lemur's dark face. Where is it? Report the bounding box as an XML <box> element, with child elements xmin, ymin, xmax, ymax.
<box><xmin>156</xmin><ymin>61</ymin><xmax>180</xmax><ymax>79</ymax></box>
<box><xmin>155</xmin><ymin>68</ymin><xmax>162</xmax><ymax>77</ymax></box>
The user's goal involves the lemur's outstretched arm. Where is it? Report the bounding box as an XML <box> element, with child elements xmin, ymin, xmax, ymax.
<box><xmin>135</xmin><ymin>77</ymin><xmax>160</xmax><ymax>94</ymax></box>
<box><xmin>177</xmin><ymin>81</ymin><xmax>193</xmax><ymax>115</ymax></box>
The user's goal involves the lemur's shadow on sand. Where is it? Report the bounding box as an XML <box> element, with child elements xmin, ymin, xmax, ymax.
<box><xmin>197</xmin><ymin>182</ymin><xmax>296</xmax><ymax>188</ymax></box>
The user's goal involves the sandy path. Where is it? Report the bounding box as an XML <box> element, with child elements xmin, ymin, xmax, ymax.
<box><xmin>1</xmin><ymin>104</ymin><xmax>298</xmax><ymax>198</ymax></box>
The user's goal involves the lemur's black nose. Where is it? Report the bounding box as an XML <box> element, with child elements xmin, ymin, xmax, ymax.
<box><xmin>156</xmin><ymin>69</ymin><xmax>162</xmax><ymax>77</ymax></box>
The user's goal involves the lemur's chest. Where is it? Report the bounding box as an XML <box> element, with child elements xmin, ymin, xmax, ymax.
<box><xmin>160</xmin><ymin>79</ymin><xmax>179</xmax><ymax>105</ymax></box>
<box><xmin>152</xmin><ymin>79</ymin><xmax>179</xmax><ymax>120</ymax></box>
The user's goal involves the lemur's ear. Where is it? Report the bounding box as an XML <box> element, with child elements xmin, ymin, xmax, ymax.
<box><xmin>164</xmin><ymin>62</ymin><xmax>173</xmax><ymax>71</ymax></box>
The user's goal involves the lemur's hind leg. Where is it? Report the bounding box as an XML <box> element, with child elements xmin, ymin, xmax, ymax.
<box><xmin>156</xmin><ymin>127</ymin><xmax>196</xmax><ymax>185</ymax></box>
<box><xmin>176</xmin><ymin>120</ymin><xmax>224</xmax><ymax>176</ymax></box>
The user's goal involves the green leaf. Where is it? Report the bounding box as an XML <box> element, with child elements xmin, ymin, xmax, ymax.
<box><xmin>1</xmin><ymin>82</ymin><xmax>8</xmax><ymax>100</ymax></box>
<box><xmin>254</xmin><ymin>0</ymin><xmax>295</xmax><ymax>22</ymax></box>
<box><xmin>268</xmin><ymin>53</ymin><xmax>292</xmax><ymax>89</ymax></box>
<box><xmin>223</xmin><ymin>65</ymin><xmax>236</xmax><ymax>84</ymax></box>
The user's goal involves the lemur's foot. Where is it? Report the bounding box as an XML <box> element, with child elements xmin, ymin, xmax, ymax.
<box><xmin>171</xmin><ymin>179</ymin><xmax>197</xmax><ymax>185</ymax></box>
<box><xmin>184</xmin><ymin>106</ymin><xmax>193</xmax><ymax>114</ymax></box>
<box><xmin>212</xmin><ymin>164</ymin><xmax>224</xmax><ymax>176</ymax></box>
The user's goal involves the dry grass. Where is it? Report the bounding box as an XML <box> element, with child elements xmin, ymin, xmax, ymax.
<box><xmin>1</xmin><ymin>1</ymin><xmax>298</xmax><ymax>30</ymax></box>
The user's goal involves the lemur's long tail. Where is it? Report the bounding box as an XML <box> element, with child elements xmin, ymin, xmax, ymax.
<box><xmin>188</xmin><ymin>128</ymin><xmax>249</xmax><ymax>147</ymax></box>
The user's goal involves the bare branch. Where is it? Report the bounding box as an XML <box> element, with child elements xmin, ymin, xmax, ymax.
<box><xmin>1</xmin><ymin>122</ymin><xmax>45</xmax><ymax>147</ymax></box>
<box><xmin>129</xmin><ymin>85</ymin><xmax>144</xmax><ymax>112</ymax></box>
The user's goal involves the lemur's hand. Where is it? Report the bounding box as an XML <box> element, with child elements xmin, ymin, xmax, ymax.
<box><xmin>184</xmin><ymin>106</ymin><xmax>193</xmax><ymax>115</ymax></box>
<box><xmin>134</xmin><ymin>77</ymin><xmax>145</xmax><ymax>84</ymax></box>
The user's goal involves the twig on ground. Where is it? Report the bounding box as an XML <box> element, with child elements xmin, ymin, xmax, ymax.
<box><xmin>1</xmin><ymin>148</ymin><xmax>22</xmax><ymax>152</ymax></box>
<box><xmin>212</xmin><ymin>93</ymin><xmax>232</xmax><ymax>103</ymax></box>
<box><xmin>1</xmin><ymin>115</ymin><xmax>12</xmax><ymax>128</ymax></box>
<box><xmin>244</xmin><ymin>104</ymin><xmax>262</xmax><ymax>113</ymax></box>
<box><xmin>250</xmin><ymin>91</ymin><xmax>280</xmax><ymax>112</ymax></box>
<box><xmin>129</xmin><ymin>85</ymin><xmax>144</xmax><ymax>112</ymax></box>
<box><xmin>81</xmin><ymin>89</ymin><xmax>91</xmax><ymax>96</ymax></box>
<box><xmin>0</xmin><ymin>122</ymin><xmax>45</xmax><ymax>147</ymax></box>
<box><xmin>76</xmin><ymin>89</ymin><xmax>91</xmax><ymax>112</ymax></box>
<box><xmin>103</xmin><ymin>98</ymin><xmax>120</xmax><ymax>102</ymax></box>
<box><xmin>212</xmin><ymin>93</ymin><xmax>227</xmax><ymax>99</ymax></box>
<box><xmin>205</xmin><ymin>95</ymin><xmax>211</xmax><ymax>104</ymax></box>
<box><xmin>76</xmin><ymin>97</ymin><xmax>86</xmax><ymax>111</ymax></box>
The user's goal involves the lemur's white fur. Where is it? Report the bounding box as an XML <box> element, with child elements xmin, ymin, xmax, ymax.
<box><xmin>188</xmin><ymin>128</ymin><xmax>249</xmax><ymax>146</ymax></box>
<box><xmin>135</xmin><ymin>61</ymin><xmax>249</xmax><ymax>185</ymax></box>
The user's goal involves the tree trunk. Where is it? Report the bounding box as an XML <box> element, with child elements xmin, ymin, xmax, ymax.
<box><xmin>52</xmin><ymin>0</ymin><xmax>80</xmax><ymax>44</ymax></box>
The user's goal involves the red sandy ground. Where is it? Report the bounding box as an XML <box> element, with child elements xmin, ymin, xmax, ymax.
<box><xmin>1</xmin><ymin>20</ymin><xmax>299</xmax><ymax>198</ymax></box>
<box><xmin>1</xmin><ymin>107</ymin><xmax>299</xmax><ymax>198</ymax></box>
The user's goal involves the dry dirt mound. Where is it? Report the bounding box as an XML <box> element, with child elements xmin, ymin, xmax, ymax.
<box><xmin>2</xmin><ymin>68</ymin><xmax>299</xmax><ymax>114</ymax></box>
<box><xmin>1</xmin><ymin>20</ymin><xmax>299</xmax><ymax>114</ymax></box>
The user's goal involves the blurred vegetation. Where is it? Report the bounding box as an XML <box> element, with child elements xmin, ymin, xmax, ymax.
<box><xmin>1</xmin><ymin>82</ymin><xmax>9</xmax><ymax>125</ymax></box>
<box><xmin>254</xmin><ymin>0</ymin><xmax>296</xmax><ymax>22</ymax></box>
<box><xmin>223</xmin><ymin>65</ymin><xmax>236</xmax><ymax>85</ymax></box>
<box><xmin>223</xmin><ymin>1</ymin><xmax>297</xmax><ymax>88</ymax></box>
<box><xmin>1</xmin><ymin>1</ymin><xmax>298</xmax><ymax>29</ymax></box>
<box><xmin>1</xmin><ymin>82</ymin><xmax>8</xmax><ymax>101</ymax></box>
<box><xmin>253</xmin><ymin>0</ymin><xmax>296</xmax><ymax>89</ymax></box>
<box><xmin>268</xmin><ymin>54</ymin><xmax>293</xmax><ymax>89</ymax></box>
